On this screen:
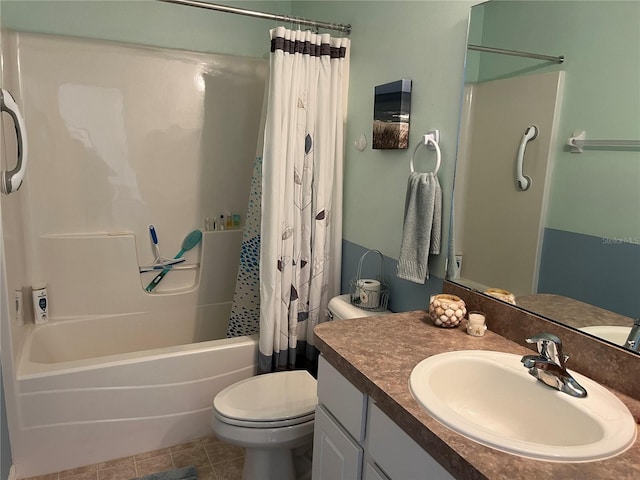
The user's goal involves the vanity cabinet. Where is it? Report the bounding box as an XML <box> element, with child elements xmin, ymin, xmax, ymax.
<box><xmin>312</xmin><ymin>354</ymin><xmax>367</xmax><ymax>479</ymax></box>
<box><xmin>312</xmin><ymin>356</ymin><xmax>455</xmax><ymax>480</ymax></box>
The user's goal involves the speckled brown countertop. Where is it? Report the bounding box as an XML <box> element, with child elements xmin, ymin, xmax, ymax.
<box><xmin>314</xmin><ymin>311</ymin><xmax>640</xmax><ymax>480</ymax></box>
<box><xmin>516</xmin><ymin>294</ymin><xmax>635</xmax><ymax>329</ymax></box>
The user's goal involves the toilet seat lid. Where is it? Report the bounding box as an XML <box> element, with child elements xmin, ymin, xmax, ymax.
<box><xmin>214</xmin><ymin>370</ymin><xmax>317</xmax><ymax>422</ymax></box>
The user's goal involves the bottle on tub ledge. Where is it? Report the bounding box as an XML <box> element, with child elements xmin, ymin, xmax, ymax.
<box><xmin>15</xmin><ymin>285</ymin><xmax>24</xmax><ymax>325</ymax></box>
<box><xmin>203</xmin><ymin>213</ymin><xmax>243</xmax><ymax>232</ymax></box>
<box><xmin>32</xmin><ymin>282</ymin><xmax>49</xmax><ymax>324</ymax></box>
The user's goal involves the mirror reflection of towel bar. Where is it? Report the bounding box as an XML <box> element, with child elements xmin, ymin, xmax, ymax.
<box><xmin>567</xmin><ymin>130</ymin><xmax>640</xmax><ymax>153</ymax></box>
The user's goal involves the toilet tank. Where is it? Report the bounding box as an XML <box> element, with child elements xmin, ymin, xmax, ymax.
<box><xmin>328</xmin><ymin>294</ymin><xmax>391</xmax><ymax>320</ymax></box>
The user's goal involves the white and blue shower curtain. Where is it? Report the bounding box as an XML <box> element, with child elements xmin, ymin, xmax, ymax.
<box><xmin>228</xmin><ymin>156</ymin><xmax>262</xmax><ymax>338</ymax></box>
<box><xmin>259</xmin><ymin>27</ymin><xmax>350</xmax><ymax>373</ymax></box>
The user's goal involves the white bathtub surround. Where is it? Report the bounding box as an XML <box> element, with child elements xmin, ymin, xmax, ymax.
<box><xmin>15</xmin><ymin>307</ymin><xmax>258</xmax><ymax>477</ymax></box>
<box><xmin>260</xmin><ymin>28</ymin><xmax>350</xmax><ymax>373</ymax></box>
<box><xmin>20</xmin><ymin>305</ymin><xmax>231</xmax><ymax>372</ymax></box>
<box><xmin>36</xmin><ymin>230</ymin><xmax>243</xmax><ymax>319</ymax></box>
<box><xmin>0</xmin><ymin>30</ymin><xmax>267</xmax><ymax>478</ymax></box>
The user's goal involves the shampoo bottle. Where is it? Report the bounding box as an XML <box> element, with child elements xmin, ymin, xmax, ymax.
<box><xmin>32</xmin><ymin>282</ymin><xmax>49</xmax><ymax>324</ymax></box>
<box><xmin>15</xmin><ymin>286</ymin><xmax>23</xmax><ymax>325</ymax></box>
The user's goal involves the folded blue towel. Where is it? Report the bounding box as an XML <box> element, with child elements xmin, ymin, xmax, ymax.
<box><xmin>396</xmin><ymin>172</ymin><xmax>442</xmax><ymax>284</ymax></box>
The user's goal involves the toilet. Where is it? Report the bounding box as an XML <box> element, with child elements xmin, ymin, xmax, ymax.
<box><xmin>211</xmin><ymin>294</ymin><xmax>390</xmax><ymax>480</ymax></box>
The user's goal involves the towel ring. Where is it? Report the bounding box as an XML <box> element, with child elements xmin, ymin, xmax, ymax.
<box><xmin>410</xmin><ymin>137</ymin><xmax>441</xmax><ymax>174</ymax></box>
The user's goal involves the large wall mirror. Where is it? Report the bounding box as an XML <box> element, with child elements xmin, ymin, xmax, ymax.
<box><xmin>449</xmin><ymin>1</ymin><xmax>640</xmax><ymax>352</ymax></box>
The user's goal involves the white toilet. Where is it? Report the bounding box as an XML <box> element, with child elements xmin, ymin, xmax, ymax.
<box><xmin>211</xmin><ymin>294</ymin><xmax>390</xmax><ymax>480</ymax></box>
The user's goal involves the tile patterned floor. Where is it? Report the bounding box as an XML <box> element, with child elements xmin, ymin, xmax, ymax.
<box><xmin>22</xmin><ymin>436</ymin><xmax>245</xmax><ymax>480</ymax></box>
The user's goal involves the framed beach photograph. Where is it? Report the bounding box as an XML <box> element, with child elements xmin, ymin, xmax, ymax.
<box><xmin>373</xmin><ymin>79</ymin><xmax>412</xmax><ymax>149</ymax></box>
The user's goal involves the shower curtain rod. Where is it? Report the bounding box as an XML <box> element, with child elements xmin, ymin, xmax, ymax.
<box><xmin>468</xmin><ymin>44</ymin><xmax>564</xmax><ymax>64</ymax></box>
<box><xmin>157</xmin><ymin>0</ymin><xmax>352</xmax><ymax>35</ymax></box>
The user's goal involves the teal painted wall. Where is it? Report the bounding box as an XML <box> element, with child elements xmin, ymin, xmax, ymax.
<box><xmin>464</xmin><ymin>2</ymin><xmax>485</xmax><ymax>83</ymax></box>
<box><xmin>295</xmin><ymin>1</ymin><xmax>475</xmax><ymax>285</ymax></box>
<box><xmin>0</xmin><ymin>0</ymin><xmax>291</xmax><ymax>57</ymax></box>
<box><xmin>472</xmin><ymin>1</ymin><xmax>640</xmax><ymax>241</ymax></box>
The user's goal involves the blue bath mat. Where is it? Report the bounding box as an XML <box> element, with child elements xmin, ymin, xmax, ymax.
<box><xmin>134</xmin><ymin>466</ymin><xmax>197</xmax><ymax>480</ymax></box>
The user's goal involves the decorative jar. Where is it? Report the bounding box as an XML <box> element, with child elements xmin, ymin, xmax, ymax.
<box><xmin>484</xmin><ymin>288</ymin><xmax>516</xmax><ymax>305</ymax></box>
<box><xmin>428</xmin><ymin>294</ymin><xmax>466</xmax><ymax>328</ymax></box>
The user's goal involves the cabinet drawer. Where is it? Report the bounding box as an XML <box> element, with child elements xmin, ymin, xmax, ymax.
<box><xmin>364</xmin><ymin>462</ymin><xmax>389</xmax><ymax>480</ymax></box>
<box><xmin>368</xmin><ymin>401</ymin><xmax>455</xmax><ymax>480</ymax></box>
<box><xmin>317</xmin><ymin>355</ymin><xmax>367</xmax><ymax>441</ymax></box>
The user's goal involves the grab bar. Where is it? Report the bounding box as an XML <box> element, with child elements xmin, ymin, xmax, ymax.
<box><xmin>516</xmin><ymin>125</ymin><xmax>537</xmax><ymax>191</ymax></box>
<box><xmin>1</xmin><ymin>89</ymin><xmax>28</xmax><ymax>195</ymax></box>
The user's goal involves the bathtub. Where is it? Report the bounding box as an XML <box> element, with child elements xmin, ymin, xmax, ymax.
<box><xmin>14</xmin><ymin>304</ymin><xmax>258</xmax><ymax>477</ymax></box>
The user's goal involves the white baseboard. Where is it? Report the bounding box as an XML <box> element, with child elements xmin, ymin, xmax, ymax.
<box><xmin>8</xmin><ymin>465</ymin><xmax>16</xmax><ymax>480</ymax></box>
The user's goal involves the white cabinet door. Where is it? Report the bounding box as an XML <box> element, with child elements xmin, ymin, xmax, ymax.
<box><xmin>312</xmin><ymin>405</ymin><xmax>363</xmax><ymax>480</ymax></box>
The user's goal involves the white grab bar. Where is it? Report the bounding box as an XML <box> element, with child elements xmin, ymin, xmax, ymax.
<box><xmin>516</xmin><ymin>125</ymin><xmax>537</xmax><ymax>191</ymax></box>
<box><xmin>1</xmin><ymin>89</ymin><xmax>28</xmax><ymax>195</ymax></box>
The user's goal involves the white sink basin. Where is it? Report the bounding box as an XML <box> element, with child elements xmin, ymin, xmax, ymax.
<box><xmin>579</xmin><ymin>325</ymin><xmax>631</xmax><ymax>346</ymax></box>
<box><xmin>409</xmin><ymin>350</ymin><xmax>637</xmax><ymax>462</ymax></box>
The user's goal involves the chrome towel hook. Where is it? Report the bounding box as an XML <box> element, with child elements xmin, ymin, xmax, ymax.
<box><xmin>410</xmin><ymin>130</ymin><xmax>441</xmax><ymax>175</ymax></box>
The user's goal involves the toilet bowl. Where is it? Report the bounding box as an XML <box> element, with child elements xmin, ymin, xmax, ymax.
<box><xmin>212</xmin><ymin>370</ymin><xmax>317</xmax><ymax>480</ymax></box>
<box><xmin>211</xmin><ymin>295</ymin><xmax>391</xmax><ymax>480</ymax></box>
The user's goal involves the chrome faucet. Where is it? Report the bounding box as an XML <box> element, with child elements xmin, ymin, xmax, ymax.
<box><xmin>624</xmin><ymin>318</ymin><xmax>640</xmax><ymax>352</ymax></box>
<box><xmin>521</xmin><ymin>333</ymin><xmax>587</xmax><ymax>398</ymax></box>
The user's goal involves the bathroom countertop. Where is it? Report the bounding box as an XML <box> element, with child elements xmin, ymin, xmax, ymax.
<box><xmin>314</xmin><ymin>311</ymin><xmax>640</xmax><ymax>480</ymax></box>
<box><xmin>516</xmin><ymin>293</ymin><xmax>635</xmax><ymax>329</ymax></box>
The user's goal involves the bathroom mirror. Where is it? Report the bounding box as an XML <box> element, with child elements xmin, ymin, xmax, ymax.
<box><xmin>449</xmin><ymin>1</ymin><xmax>640</xmax><ymax>351</ymax></box>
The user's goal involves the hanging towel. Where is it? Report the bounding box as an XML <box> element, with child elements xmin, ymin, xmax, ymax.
<box><xmin>396</xmin><ymin>172</ymin><xmax>442</xmax><ymax>284</ymax></box>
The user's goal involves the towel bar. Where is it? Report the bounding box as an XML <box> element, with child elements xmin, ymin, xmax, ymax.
<box><xmin>410</xmin><ymin>130</ymin><xmax>441</xmax><ymax>174</ymax></box>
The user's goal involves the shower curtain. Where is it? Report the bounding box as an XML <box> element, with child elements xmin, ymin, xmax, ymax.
<box><xmin>259</xmin><ymin>27</ymin><xmax>350</xmax><ymax>373</ymax></box>
<box><xmin>228</xmin><ymin>156</ymin><xmax>262</xmax><ymax>338</ymax></box>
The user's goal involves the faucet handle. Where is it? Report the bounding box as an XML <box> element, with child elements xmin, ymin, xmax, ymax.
<box><xmin>526</xmin><ymin>333</ymin><xmax>566</xmax><ymax>366</ymax></box>
<box><xmin>526</xmin><ymin>332</ymin><xmax>562</xmax><ymax>350</ymax></box>
<box><xmin>624</xmin><ymin>318</ymin><xmax>640</xmax><ymax>352</ymax></box>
